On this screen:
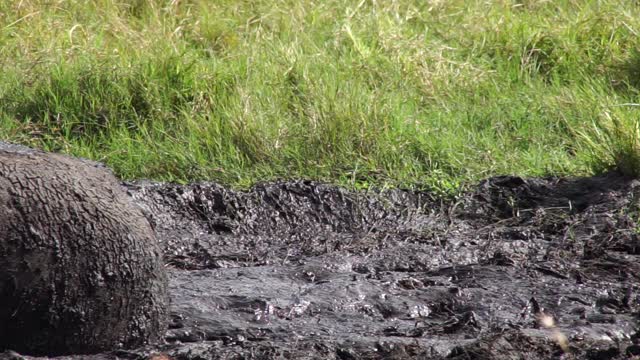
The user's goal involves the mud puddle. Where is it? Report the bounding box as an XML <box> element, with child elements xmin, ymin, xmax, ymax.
<box><xmin>5</xmin><ymin>174</ymin><xmax>640</xmax><ymax>359</ymax></box>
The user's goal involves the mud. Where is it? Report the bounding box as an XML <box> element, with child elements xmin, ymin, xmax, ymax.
<box><xmin>4</xmin><ymin>174</ymin><xmax>640</xmax><ymax>359</ymax></box>
<box><xmin>0</xmin><ymin>143</ymin><xmax>167</xmax><ymax>356</ymax></box>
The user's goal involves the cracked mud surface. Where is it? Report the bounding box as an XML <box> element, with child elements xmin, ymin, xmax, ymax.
<box><xmin>6</xmin><ymin>174</ymin><xmax>640</xmax><ymax>359</ymax></box>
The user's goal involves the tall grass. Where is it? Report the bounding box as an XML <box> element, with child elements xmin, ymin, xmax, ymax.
<box><xmin>1</xmin><ymin>1</ymin><xmax>640</xmax><ymax>192</ymax></box>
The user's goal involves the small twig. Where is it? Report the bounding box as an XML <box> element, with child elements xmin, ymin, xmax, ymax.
<box><xmin>517</xmin><ymin>206</ymin><xmax>572</xmax><ymax>213</ymax></box>
<box><xmin>612</xmin><ymin>103</ymin><xmax>640</xmax><ymax>107</ymax></box>
<box><xmin>4</xmin><ymin>11</ymin><xmax>40</xmax><ymax>29</ymax></box>
<box><xmin>346</xmin><ymin>0</ymin><xmax>367</xmax><ymax>19</ymax></box>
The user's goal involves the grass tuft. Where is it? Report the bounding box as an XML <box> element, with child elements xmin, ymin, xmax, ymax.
<box><xmin>578</xmin><ymin>109</ymin><xmax>640</xmax><ymax>178</ymax></box>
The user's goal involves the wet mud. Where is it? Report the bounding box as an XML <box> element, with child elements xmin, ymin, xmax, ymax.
<box><xmin>5</xmin><ymin>174</ymin><xmax>640</xmax><ymax>359</ymax></box>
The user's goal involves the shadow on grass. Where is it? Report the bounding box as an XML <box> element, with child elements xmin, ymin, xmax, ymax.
<box><xmin>610</xmin><ymin>49</ymin><xmax>640</xmax><ymax>94</ymax></box>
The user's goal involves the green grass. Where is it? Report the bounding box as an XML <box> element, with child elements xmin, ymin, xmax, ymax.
<box><xmin>1</xmin><ymin>0</ymin><xmax>640</xmax><ymax>194</ymax></box>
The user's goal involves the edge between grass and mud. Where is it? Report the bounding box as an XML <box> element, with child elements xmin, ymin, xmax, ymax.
<box><xmin>2</xmin><ymin>1</ymin><xmax>640</xmax><ymax>196</ymax></box>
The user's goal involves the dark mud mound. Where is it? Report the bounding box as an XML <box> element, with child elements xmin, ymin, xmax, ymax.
<box><xmin>0</xmin><ymin>144</ymin><xmax>168</xmax><ymax>356</ymax></box>
<box><xmin>8</xmin><ymin>174</ymin><xmax>639</xmax><ymax>359</ymax></box>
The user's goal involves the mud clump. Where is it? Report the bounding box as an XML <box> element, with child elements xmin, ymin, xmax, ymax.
<box><xmin>7</xmin><ymin>173</ymin><xmax>640</xmax><ymax>359</ymax></box>
<box><xmin>0</xmin><ymin>144</ymin><xmax>168</xmax><ymax>356</ymax></box>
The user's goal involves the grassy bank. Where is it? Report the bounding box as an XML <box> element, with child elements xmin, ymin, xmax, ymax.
<box><xmin>1</xmin><ymin>1</ymin><xmax>640</xmax><ymax>193</ymax></box>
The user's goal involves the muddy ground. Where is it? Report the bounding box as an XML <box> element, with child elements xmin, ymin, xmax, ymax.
<box><xmin>4</xmin><ymin>174</ymin><xmax>640</xmax><ymax>359</ymax></box>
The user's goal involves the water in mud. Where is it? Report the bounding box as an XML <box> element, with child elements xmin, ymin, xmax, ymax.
<box><xmin>4</xmin><ymin>174</ymin><xmax>640</xmax><ymax>359</ymax></box>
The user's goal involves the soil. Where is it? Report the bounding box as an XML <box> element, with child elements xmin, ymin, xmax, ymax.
<box><xmin>3</xmin><ymin>173</ymin><xmax>640</xmax><ymax>359</ymax></box>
